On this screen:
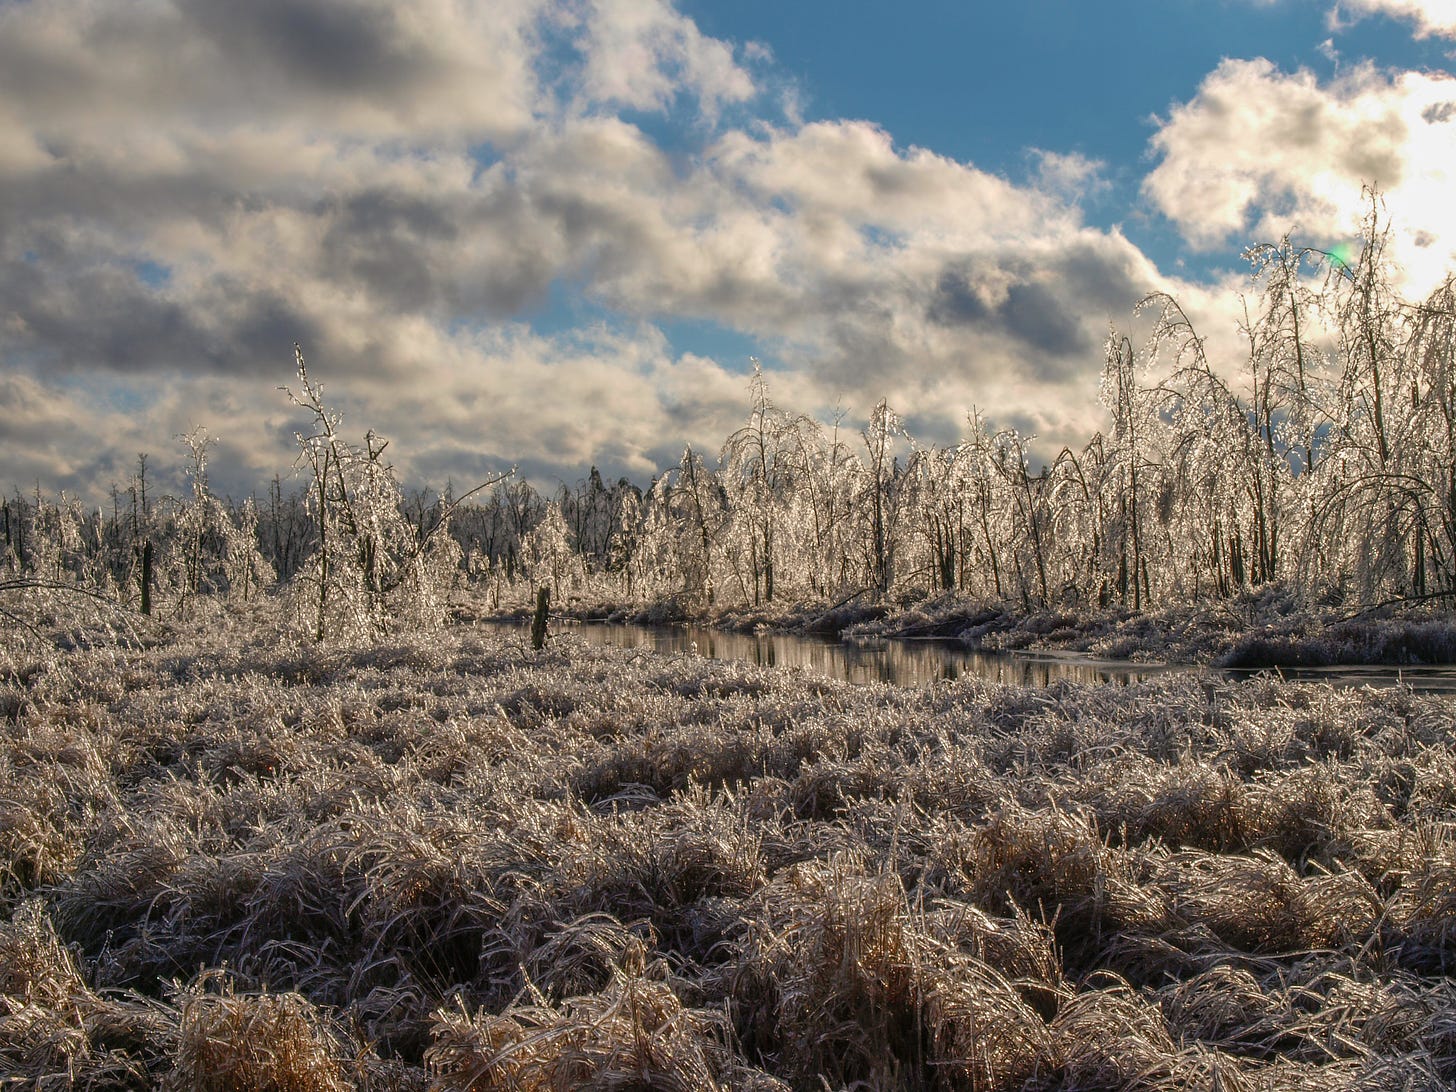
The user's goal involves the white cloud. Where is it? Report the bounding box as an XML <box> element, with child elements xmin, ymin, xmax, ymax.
<box><xmin>1145</xmin><ymin>57</ymin><xmax>1456</xmax><ymax>295</ymax></box>
<box><xmin>577</xmin><ymin>0</ymin><xmax>757</xmax><ymax>118</ymax></box>
<box><xmin>1335</xmin><ymin>0</ymin><xmax>1456</xmax><ymax>38</ymax></box>
<box><xmin>1029</xmin><ymin>150</ymin><xmax>1111</xmax><ymax>205</ymax></box>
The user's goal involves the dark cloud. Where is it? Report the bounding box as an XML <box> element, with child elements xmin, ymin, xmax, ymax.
<box><xmin>0</xmin><ymin>240</ymin><xmax>337</xmax><ymax>383</ymax></box>
<box><xmin>1</xmin><ymin>168</ymin><xmax>231</xmax><ymax>246</ymax></box>
<box><xmin>2</xmin><ymin>262</ymin><xmax>206</xmax><ymax>375</ymax></box>
<box><xmin>178</xmin><ymin>0</ymin><xmax>423</xmax><ymax>97</ymax></box>
<box><xmin>323</xmin><ymin>189</ymin><xmax>461</xmax><ymax>244</ymax></box>
<box><xmin>0</xmin><ymin>0</ymin><xmax>537</xmax><ymax>141</ymax></box>
<box><xmin>318</xmin><ymin>189</ymin><xmax>461</xmax><ymax>313</ymax></box>
<box><xmin>409</xmin><ymin>446</ymin><xmax>522</xmax><ymax>490</ymax></box>
<box><xmin>928</xmin><ymin>271</ymin><xmax>992</xmax><ymax>325</ymax></box>
<box><xmin>929</xmin><ymin>269</ymin><xmax>1090</xmax><ymax>359</ymax></box>
<box><xmin>216</xmin><ymin>289</ymin><xmax>329</xmax><ymax>372</ymax></box>
<box><xmin>314</xmin><ymin>181</ymin><xmax>596</xmax><ymax>317</ymax></box>
<box><xmin>1001</xmin><ymin>281</ymin><xmax>1089</xmax><ymax>357</ymax></box>
<box><xmin>1054</xmin><ymin>242</ymin><xmax>1145</xmax><ymax>315</ymax></box>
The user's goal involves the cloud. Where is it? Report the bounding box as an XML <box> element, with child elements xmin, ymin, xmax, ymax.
<box><xmin>1334</xmin><ymin>0</ymin><xmax>1456</xmax><ymax>38</ymax></box>
<box><xmin>0</xmin><ymin>0</ymin><xmax>544</xmax><ymax>142</ymax></box>
<box><xmin>0</xmin><ymin>312</ymin><xmax>758</xmax><ymax>504</ymax></box>
<box><xmin>0</xmin><ymin>0</ymin><xmax>1175</xmax><ymax>503</ymax></box>
<box><xmin>1145</xmin><ymin>57</ymin><xmax>1456</xmax><ymax>295</ymax></box>
<box><xmin>1028</xmin><ymin>149</ymin><xmax>1111</xmax><ymax>205</ymax></box>
<box><xmin>576</xmin><ymin>0</ymin><xmax>758</xmax><ymax>118</ymax></box>
<box><xmin>572</xmin><ymin>118</ymin><xmax>1159</xmax><ymax>417</ymax></box>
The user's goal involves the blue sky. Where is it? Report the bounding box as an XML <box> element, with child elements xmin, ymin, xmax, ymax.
<box><xmin>1</xmin><ymin>0</ymin><xmax>1454</xmax><ymax>500</ymax></box>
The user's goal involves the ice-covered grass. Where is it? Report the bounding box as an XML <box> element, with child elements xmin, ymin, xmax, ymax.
<box><xmin>4</xmin><ymin>610</ymin><xmax>1456</xmax><ymax>1088</ymax></box>
<box><xmin>836</xmin><ymin>585</ymin><xmax>1456</xmax><ymax>669</ymax></box>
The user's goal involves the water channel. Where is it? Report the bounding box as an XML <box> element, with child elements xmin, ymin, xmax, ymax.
<box><xmin>510</xmin><ymin>620</ymin><xmax>1456</xmax><ymax>693</ymax></box>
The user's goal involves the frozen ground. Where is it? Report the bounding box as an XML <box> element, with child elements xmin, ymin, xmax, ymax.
<box><xmin>3</xmin><ymin>609</ymin><xmax>1456</xmax><ymax>1088</ymax></box>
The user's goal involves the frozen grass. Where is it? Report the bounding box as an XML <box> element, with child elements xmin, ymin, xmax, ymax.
<box><xmin>5</xmin><ymin>608</ymin><xmax>1456</xmax><ymax>1088</ymax></box>
<box><xmin>836</xmin><ymin>585</ymin><xmax>1456</xmax><ymax>669</ymax></box>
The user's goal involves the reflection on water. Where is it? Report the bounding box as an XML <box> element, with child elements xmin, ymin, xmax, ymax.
<box><xmin>483</xmin><ymin>620</ymin><xmax>1456</xmax><ymax>692</ymax></box>
<box><xmin>546</xmin><ymin>621</ymin><xmax>1178</xmax><ymax>689</ymax></box>
<box><xmin>1223</xmin><ymin>663</ymin><xmax>1456</xmax><ymax>693</ymax></box>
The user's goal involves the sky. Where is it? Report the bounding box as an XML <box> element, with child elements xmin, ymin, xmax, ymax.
<box><xmin>2</xmin><ymin>0</ymin><xmax>1456</xmax><ymax>503</ymax></box>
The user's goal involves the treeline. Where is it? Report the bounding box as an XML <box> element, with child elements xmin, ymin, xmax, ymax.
<box><xmin>8</xmin><ymin>199</ymin><xmax>1456</xmax><ymax>633</ymax></box>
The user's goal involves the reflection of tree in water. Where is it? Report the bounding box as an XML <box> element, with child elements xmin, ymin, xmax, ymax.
<box><xmin>541</xmin><ymin>622</ymin><xmax>1174</xmax><ymax>689</ymax></box>
<box><xmin>492</xmin><ymin>621</ymin><xmax>1456</xmax><ymax>690</ymax></box>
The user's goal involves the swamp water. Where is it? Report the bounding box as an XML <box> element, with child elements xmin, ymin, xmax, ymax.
<box><xmin>491</xmin><ymin>620</ymin><xmax>1456</xmax><ymax>692</ymax></box>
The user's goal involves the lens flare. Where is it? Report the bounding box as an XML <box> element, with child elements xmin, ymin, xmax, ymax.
<box><xmin>1328</xmin><ymin>241</ymin><xmax>1357</xmax><ymax>270</ymax></box>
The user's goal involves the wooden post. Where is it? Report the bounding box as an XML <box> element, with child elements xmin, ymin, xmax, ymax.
<box><xmin>140</xmin><ymin>539</ymin><xmax>153</xmax><ymax>616</ymax></box>
<box><xmin>530</xmin><ymin>585</ymin><xmax>550</xmax><ymax>650</ymax></box>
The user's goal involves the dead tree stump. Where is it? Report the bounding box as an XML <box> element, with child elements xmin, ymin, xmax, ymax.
<box><xmin>530</xmin><ymin>585</ymin><xmax>550</xmax><ymax>650</ymax></box>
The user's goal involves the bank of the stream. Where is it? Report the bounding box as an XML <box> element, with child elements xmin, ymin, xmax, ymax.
<box><xmin>465</xmin><ymin>583</ymin><xmax>1456</xmax><ymax>672</ymax></box>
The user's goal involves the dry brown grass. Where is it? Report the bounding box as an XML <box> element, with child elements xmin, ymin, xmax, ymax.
<box><xmin>426</xmin><ymin>950</ymin><xmax>731</xmax><ymax>1091</ymax></box>
<box><xmin>729</xmin><ymin>856</ymin><xmax>1052</xmax><ymax>1090</ymax></box>
<box><xmin>168</xmin><ymin>973</ymin><xmax>353</xmax><ymax>1092</ymax></box>
<box><xmin>5</xmin><ymin>613</ymin><xmax>1456</xmax><ymax>1088</ymax></box>
<box><xmin>0</xmin><ymin>899</ymin><xmax>175</xmax><ymax>1088</ymax></box>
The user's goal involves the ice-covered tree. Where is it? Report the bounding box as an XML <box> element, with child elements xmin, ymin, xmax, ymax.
<box><xmin>160</xmin><ymin>427</ymin><xmax>274</xmax><ymax>615</ymax></box>
<box><xmin>522</xmin><ymin>502</ymin><xmax>585</xmax><ymax>600</ymax></box>
<box><xmin>720</xmin><ymin>364</ymin><xmax>811</xmax><ymax>604</ymax></box>
<box><xmin>284</xmin><ymin>346</ymin><xmax>490</xmax><ymax>641</ymax></box>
